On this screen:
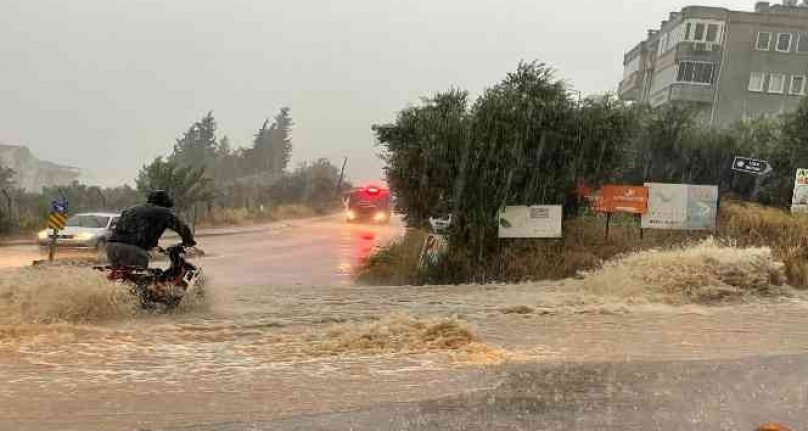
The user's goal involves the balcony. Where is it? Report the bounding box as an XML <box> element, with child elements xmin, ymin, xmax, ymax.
<box><xmin>675</xmin><ymin>41</ymin><xmax>722</xmax><ymax>63</ymax></box>
<box><xmin>668</xmin><ymin>83</ymin><xmax>715</xmax><ymax>104</ymax></box>
<box><xmin>618</xmin><ymin>72</ymin><xmax>641</xmax><ymax>101</ymax></box>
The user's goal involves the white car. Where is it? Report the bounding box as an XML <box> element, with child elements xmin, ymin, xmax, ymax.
<box><xmin>37</xmin><ymin>212</ymin><xmax>120</xmax><ymax>250</ymax></box>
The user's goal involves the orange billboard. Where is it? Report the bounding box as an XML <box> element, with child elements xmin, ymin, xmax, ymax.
<box><xmin>593</xmin><ymin>185</ymin><xmax>648</xmax><ymax>214</ymax></box>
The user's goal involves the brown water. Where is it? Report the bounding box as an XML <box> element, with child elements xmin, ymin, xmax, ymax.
<box><xmin>2</xmin><ymin>220</ymin><xmax>808</xmax><ymax>430</ymax></box>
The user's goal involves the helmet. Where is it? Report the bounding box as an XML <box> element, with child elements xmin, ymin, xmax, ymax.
<box><xmin>147</xmin><ymin>190</ymin><xmax>174</xmax><ymax>208</ymax></box>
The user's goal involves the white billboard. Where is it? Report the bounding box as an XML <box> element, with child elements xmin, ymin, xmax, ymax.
<box><xmin>498</xmin><ymin>205</ymin><xmax>562</xmax><ymax>238</ymax></box>
<box><xmin>642</xmin><ymin>183</ymin><xmax>718</xmax><ymax>231</ymax></box>
<box><xmin>792</xmin><ymin>169</ymin><xmax>808</xmax><ymax>207</ymax></box>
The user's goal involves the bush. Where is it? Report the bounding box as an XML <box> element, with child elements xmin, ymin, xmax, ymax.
<box><xmin>360</xmin><ymin>200</ymin><xmax>808</xmax><ymax>288</ymax></box>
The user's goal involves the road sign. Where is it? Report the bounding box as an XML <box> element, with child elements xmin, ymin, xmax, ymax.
<box><xmin>593</xmin><ymin>185</ymin><xmax>648</xmax><ymax>214</ymax></box>
<box><xmin>47</xmin><ymin>211</ymin><xmax>67</xmax><ymax>230</ymax></box>
<box><xmin>51</xmin><ymin>200</ymin><xmax>68</xmax><ymax>214</ymax></box>
<box><xmin>732</xmin><ymin>157</ymin><xmax>772</xmax><ymax>175</ymax></box>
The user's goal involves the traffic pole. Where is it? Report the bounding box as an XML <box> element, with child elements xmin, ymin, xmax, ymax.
<box><xmin>48</xmin><ymin>229</ymin><xmax>56</xmax><ymax>262</ymax></box>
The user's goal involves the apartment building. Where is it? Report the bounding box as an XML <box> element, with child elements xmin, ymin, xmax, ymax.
<box><xmin>618</xmin><ymin>1</ymin><xmax>808</xmax><ymax>125</ymax></box>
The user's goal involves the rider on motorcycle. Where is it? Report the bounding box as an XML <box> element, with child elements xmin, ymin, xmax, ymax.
<box><xmin>106</xmin><ymin>190</ymin><xmax>196</xmax><ymax>268</ymax></box>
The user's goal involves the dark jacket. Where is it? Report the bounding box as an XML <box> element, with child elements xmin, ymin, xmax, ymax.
<box><xmin>108</xmin><ymin>203</ymin><xmax>195</xmax><ymax>250</ymax></box>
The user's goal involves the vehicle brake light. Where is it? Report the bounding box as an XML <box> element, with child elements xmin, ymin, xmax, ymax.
<box><xmin>366</xmin><ymin>186</ymin><xmax>380</xmax><ymax>195</ymax></box>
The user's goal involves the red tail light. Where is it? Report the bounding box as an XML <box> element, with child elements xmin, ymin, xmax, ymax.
<box><xmin>366</xmin><ymin>186</ymin><xmax>380</xmax><ymax>195</ymax></box>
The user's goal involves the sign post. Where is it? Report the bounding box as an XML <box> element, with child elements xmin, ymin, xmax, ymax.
<box><xmin>592</xmin><ymin>185</ymin><xmax>649</xmax><ymax>240</ymax></box>
<box><xmin>732</xmin><ymin>157</ymin><xmax>773</xmax><ymax>201</ymax></box>
<box><xmin>47</xmin><ymin>200</ymin><xmax>68</xmax><ymax>262</ymax></box>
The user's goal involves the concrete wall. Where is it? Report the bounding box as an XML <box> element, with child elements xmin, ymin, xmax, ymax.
<box><xmin>714</xmin><ymin>10</ymin><xmax>808</xmax><ymax>125</ymax></box>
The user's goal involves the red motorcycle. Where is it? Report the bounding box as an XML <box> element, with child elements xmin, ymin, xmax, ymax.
<box><xmin>95</xmin><ymin>244</ymin><xmax>203</xmax><ymax>310</ymax></box>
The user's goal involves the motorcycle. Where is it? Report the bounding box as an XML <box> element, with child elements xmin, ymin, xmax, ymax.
<box><xmin>94</xmin><ymin>244</ymin><xmax>204</xmax><ymax>310</ymax></box>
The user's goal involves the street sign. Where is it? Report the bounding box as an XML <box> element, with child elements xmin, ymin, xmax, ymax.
<box><xmin>51</xmin><ymin>200</ymin><xmax>68</xmax><ymax>214</ymax></box>
<box><xmin>47</xmin><ymin>211</ymin><xmax>67</xmax><ymax>231</ymax></box>
<box><xmin>46</xmin><ymin>198</ymin><xmax>69</xmax><ymax>262</ymax></box>
<box><xmin>732</xmin><ymin>157</ymin><xmax>772</xmax><ymax>175</ymax></box>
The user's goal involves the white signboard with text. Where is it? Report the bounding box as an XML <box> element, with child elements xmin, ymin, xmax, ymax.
<box><xmin>642</xmin><ymin>183</ymin><xmax>718</xmax><ymax>231</ymax></box>
<box><xmin>498</xmin><ymin>205</ymin><xmax>562</xmax><ymax>238</ymax></box>
<box><xmin>792</xmin><ymin>169</ymin><xmax>808</xmax><ymax>213</ymax></box>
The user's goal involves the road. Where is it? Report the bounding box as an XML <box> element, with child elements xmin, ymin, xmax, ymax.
<box><xmin>2</xmin><ymin>215</ymin><xmax>808</xmax><ymax>430</ymax></box>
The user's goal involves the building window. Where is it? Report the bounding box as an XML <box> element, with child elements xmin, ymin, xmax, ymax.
<box><xmin>684</xmin><ymin>20</ymin><xmax>723</xmax><ymax>44</ymax></box>
<box><xmin>658</xmin><ymin>32</ymin><xmax>670</xmax><ymax>56</ymax></box>
<box><xmin>676</xmin><ymin>61</ymin><xmax>715</xmax><ymax>84</ymax></box>
<box><xmin>791</xmin><ymin>75</ymin><xmax>806</xmax><ymax>95</ymax></box>
<box><xmin>756</xmin><ymin>32</ymin><xmax>772</xmax><ymax>50</ymax></box>
<box><xmin>769</xmin><ymin>73</ymin><xmax>786</xmax><ymax>93</ymax></box>
<box><xmin>776</xmin><ymin>33</ymin><xmax>792</xmax><ymax>52</ymax></box>
<box><xmin>749</xmin><ymin>72</ymin><xmax>766</xmax><ymax>92</ymax></box>
<box><xmin>694</xmin><ymin>23</ymin><xmax>705</xmax><ymax>41</ymax></box>
<box><xmin>797</xmin><ymin>33</ymin><xmax>808</xmax><ymax>54</ymax></box>
<box><xmin>706</xmin><ymin>24</ymin><xmax>719</xmax><ymax>43</ymax></box>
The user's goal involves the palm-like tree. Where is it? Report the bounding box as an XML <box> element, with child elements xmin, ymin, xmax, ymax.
<box><xmin>136</xmin><ymin>157</ymin><xmax>214</xmax><ymax>213</ymax></box>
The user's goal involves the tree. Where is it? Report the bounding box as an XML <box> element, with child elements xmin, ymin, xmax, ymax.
<box><xmin>172</xmin><ymin>111</ymin><xmax>220</xmax><ymax>170</ymax></box>
<box><xmin>136</xmin><ymin>157</ymin><xmax>214</xmax><ymax>214</ymax></box>
<box><xmin>374</xmin><ymin>88</ymin><xmax>470</xmax><ymax>227</ymax></box>
<box><xmin>270</xmin><ymin>107</ymin><xmax>293</xmax><ymax>173</ymax></box>
<box><xmin>247</xmin><ymin>107</ymin><xmax>294</xmax><ymax>176</ymax></box>
<box><xmin>269</xmin><ymin>159</ymin><xmax>343</xmax><ymax>212</ymax></box>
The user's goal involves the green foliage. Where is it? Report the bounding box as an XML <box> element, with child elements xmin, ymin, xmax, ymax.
<box><xmin>375</xmin><ymin>62</ymin><xmax>636</xmax><ymax>278</ymax></box>
<box><xmin>136</xmin><ymin>157</ymin><xmax>214</xmax><ymax>213</ymax></box>
<box><xmin>374</xmin><ymin>60</ymin><xmax>808</xmax><ymax>283</ymax></box>
<box><xmin>41</xmin><ymin>181</ymin><xmax>140</xmax><ymax>213</ymax></box>
<box><xmin>171</xmin><ymin>111</ymin><xmax>221</xmax><ymax>170</ymax></box>
<box><xmin>374</xmin><ymin>88</ymin><xmax>470</xmax><ymax>227</ymax></box>
<box><xmin>269</xmin><ymin>158</ymin><xmax>344</xmax><ymax>212</ymax></box>
<box><xmin>243</xmin><ymin>107</ymin><xmax>294</xmax><ymax>176</ymax></box>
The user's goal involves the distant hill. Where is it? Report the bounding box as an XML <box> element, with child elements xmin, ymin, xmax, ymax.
<box><xmin>0</xmin><ymin>144</ymin><xmax>80</xmax><ymax>192</ymax></box>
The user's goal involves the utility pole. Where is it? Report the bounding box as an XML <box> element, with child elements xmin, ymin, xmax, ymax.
<box><xmin>336</xmin><ymin>157</ymin><xmax>348</xmax><ymax>194</ymax></box>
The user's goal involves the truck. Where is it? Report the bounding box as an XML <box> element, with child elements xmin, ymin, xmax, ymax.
<box><xmin>343</xmin><ymin>185</ymin><xmax>391</xmax><ymax>224</ymax></box>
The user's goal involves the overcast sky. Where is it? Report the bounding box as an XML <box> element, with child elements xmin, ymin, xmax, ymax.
<box><xmin>0</xmin><ymin>0</ymin><xmax>755</xmax><ymax>186</ymax></box>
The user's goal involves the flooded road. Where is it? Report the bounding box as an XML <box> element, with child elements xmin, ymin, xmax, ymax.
<box><xmin>2</xmin><ymin>216</ymin><xmax>808</xmax><ymax>430</ymax></box>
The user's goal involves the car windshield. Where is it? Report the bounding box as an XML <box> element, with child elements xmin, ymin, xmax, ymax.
<box><xmin>66</xmin><ymin>215</ymin><xmax>109</xmax><ymax>228</ymax></box>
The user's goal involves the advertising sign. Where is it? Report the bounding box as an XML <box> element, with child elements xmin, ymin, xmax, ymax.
<box><xmin>594</xmin><ymin>185</ymin><xmax>648</xmax><ymax>214</ymax></box>
<box><xmin>792</xmin><ymin>169</ymin><xmax>808</xmax><ymax>212</ymax></box>
<box><xmin>686</xmin><ymin>185</ymin><xmax>719</xmax><ymax>231</ymax></box>
<box><xmin>642</xmin><ymin>183</ymin><xmax>718</xmax><ymax>231</ymax></box>
<box><xmin>498</xmin><ymin>205</ymin><xmax>562</xmax><ymax>238</ymax></box>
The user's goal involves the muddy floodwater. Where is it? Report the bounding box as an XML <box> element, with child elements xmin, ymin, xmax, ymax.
<box><xmin>2</xmin><ymin>218</ymin><xmax>808</xmax><ymax>430</ymax></box>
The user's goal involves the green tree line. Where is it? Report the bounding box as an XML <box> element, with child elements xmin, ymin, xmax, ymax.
<box><xmin>375</xmin><ymin>60</ymin><xmax>808</xmax><ymax>280</ymax></box>
<box><xmin>0</xmin><ymin>107</ymin><xmax>347</xmax><ymax>234</ymax></box>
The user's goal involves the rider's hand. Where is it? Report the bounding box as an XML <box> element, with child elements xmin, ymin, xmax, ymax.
<box><xmin>183</xmin><ymin>239</ymin><xmax>197</xmax><ymax>248</ymax></box>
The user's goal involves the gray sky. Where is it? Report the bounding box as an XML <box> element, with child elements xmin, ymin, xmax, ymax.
<box><xmin>1</xmin><ymin>0</ymin><xmax>754</xmax><ymax>186</ymax></box>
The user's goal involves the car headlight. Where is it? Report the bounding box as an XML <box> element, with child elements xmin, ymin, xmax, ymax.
<box><xmin>75</xmin><ymin>232</ymin><xmax>95</xmax><ymax>241</ymax></box>
<box><xmin>37</xmin><ymin>230</ymin><xmax>49</xmax><ymax>240</ymax></box>
<box><xmin>373</xmin><ymin>212</ymin><xmax>387</xmax><ymax>221</ymax></box>
<box><xmin>346</xmin><ymin>210</ymin><xmax>357</xmax><ymax>219</ymax></box>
